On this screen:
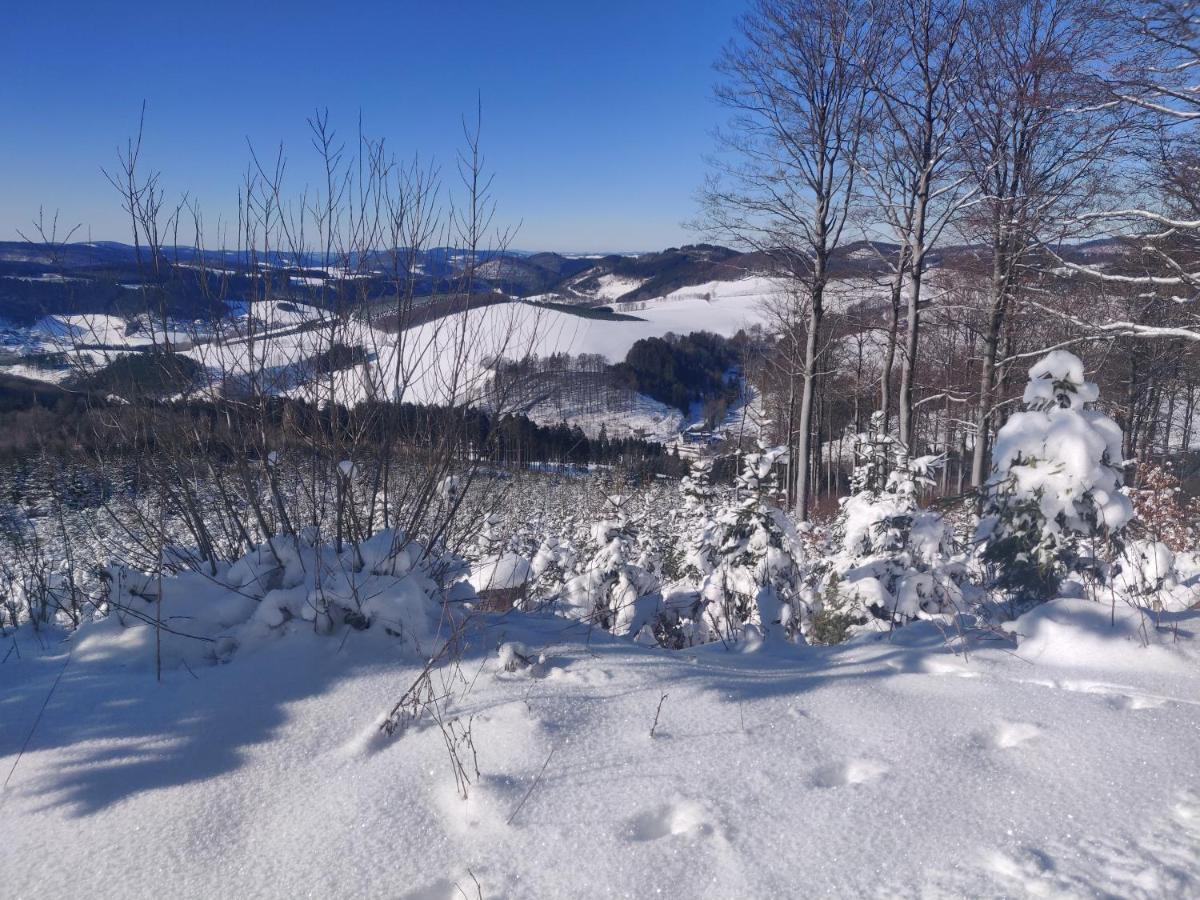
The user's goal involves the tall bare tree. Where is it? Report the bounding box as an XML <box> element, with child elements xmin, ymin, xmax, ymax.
<box><xmin>958</xmin><ymin>0</ymin><xmax>1119</xmax><ymax>488</ymax></box>
<box><xmin>860</xmin><ymin>0</ymin><xmax>972</xmax><ymax>452</ymax></box>
<box><xmin>1032</xmin><ymin>1</ymin><xmax>1200</xmax><ymax>345</ymax></box>
<box><xmin>700</xmin><ymin>0</ymin><xmax>875</xmax><ymax>520</ymax></box>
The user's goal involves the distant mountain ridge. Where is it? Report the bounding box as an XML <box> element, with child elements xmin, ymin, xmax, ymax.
<box><xmin>0</xmin><ymin>237</ymin><xmax>1134</xmax><ymax>325</ymax></box>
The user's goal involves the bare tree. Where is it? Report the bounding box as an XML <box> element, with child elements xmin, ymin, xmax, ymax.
<box><xmin>24</xmin><ymin>102</ymin><xmax>547</xmax><ymax>614</ymax></box>
<box><xmin>1030</xmin><ymin>1</ymin><xmax>1200</xmax><ymax>344</ymax></box>
<box><xmin>700</xmin><ymin>0</ymin><xmax>875</xmax><ymax>519</ymax></box>
<box><xmin>860</xmin><ymin>0</ymin><xmax>972</xmax><ymax>452</ymax></box>
<box><xmin>958</xmin><ymin>0</ymin><xmax>1120</xmax><ymax>487</ymax></box>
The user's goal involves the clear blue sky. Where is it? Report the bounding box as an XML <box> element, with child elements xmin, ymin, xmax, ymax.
<box><xmin>0</xmin><ymin>0</ymin><xmax>746</xmax><ymax>253</ymax></box>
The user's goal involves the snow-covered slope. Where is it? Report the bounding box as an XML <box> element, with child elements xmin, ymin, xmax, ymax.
<box><xmin>183</xmin><ymin>277</ymin><xmax>782</xmax><ymax>410</ymax></box>
<box><xmin>520</xmin><ymin>389</ymin><xmax>686</xmax><ymax>442</ymax></box>
<box><xmin>522</xmin><ymin>274</ymin><xmax>784</xmax><ymax>359</ymax></box>
<box><xmin>612</xmin><ymin>273</ymin><xmax>785</xmax><ymax>315</ymax></box>
<box><xmin>1</xmin><ymin>275</ymin><xmax>781</xmax><ymax>391</ymax></box>
<box><xmin>590</xmin><ymin>273</ymin><xmax>648</xmax><ymax>301</ymax></box>
<box><xmin>2</xmin><ymin>602</ymin><xmax>1198</xmax><ymax>899</ymax></box>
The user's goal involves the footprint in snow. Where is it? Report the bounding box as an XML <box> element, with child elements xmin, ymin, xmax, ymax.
<box><xmin>1057</xmin><ymin>679</ymin><xmax>1170</xmax><ymax>711</ymax></box>
<box><xmin>401</xmin><ymin>878</ymin><xmax>459</xmax><ymax>900</ymax></box>
<box><xmin>810</xmin><ymin>758</ymin><xmax>889</xmax><ymax>789</ymax></box>
<box><xmin>625</xmin><ymin>798</ymin><xmax>717</xmax><ymax>842</ymax></box>
<box><xmin>992</xmin><ymin>720</ymin><xmax>1042</xmax><ymax>749</ymax></box>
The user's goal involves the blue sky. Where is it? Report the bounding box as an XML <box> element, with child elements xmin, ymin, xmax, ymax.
<box><xmin>0</xmin><ymin>1</ymin><xmax>745</xmax><ymax>252</ymax></box>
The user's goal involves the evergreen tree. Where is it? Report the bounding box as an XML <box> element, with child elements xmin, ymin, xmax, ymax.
<box><xmin>828</xmin><ymin>425</ymin><xmax>967</xmax><ymax>633</ymax></box>
<box><xmin>562</xmin><ymin>494</ymin><xmax>661</xmax><ymax>635</ymax></box>
<box><xmin>976</xmin><ymin>351</ymin><xmax>1132</xmax><ymax>610</ymax></box>
<box><xmin>696</xmin><ymin>444</ymin><xmax>805</xmax><ymax>645</ymax></box>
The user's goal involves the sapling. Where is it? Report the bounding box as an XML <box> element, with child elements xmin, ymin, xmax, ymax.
<box><xmin>976</xmin><ymin>351</ymin><xmax>1132</xmax><ymax>613</ymax></box>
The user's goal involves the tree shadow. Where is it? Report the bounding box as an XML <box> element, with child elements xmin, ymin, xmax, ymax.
<box><xmin>0</xmin><ymin>611</ymin><xmax>978</xmax><ymax>818</ymax></box>
<box><xmin>1</xmin><ymin>630</ymin><xmax>402</xmax><ymax>817</ymax></box>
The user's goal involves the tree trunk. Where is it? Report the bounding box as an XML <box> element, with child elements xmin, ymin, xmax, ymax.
<box><xmin>899</xmin><ymin>235</ymin><xmax>926</xmax><ymax>451</ymax></box>
<box><xmin>795</xmin><ymin>281</ymin><xmax>824</xmax><ymax>521</ymax></box>
<box><xmin>880</xmin><ymin>265</ymin><xmax>904</xmax><ymax>436</ymax></box>
<box><xmin>970</xmin><ymin>262</ymin><xmax>1008</xmax><ymax>488</ymax></box>
<box><xmin>784</xmin><ymin>369</ymin><xmax>798</xmax><ymax>508</ymax></box>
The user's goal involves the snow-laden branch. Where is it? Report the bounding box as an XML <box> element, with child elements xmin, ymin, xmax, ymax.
<box><xmin>1022</xmin><ymin>298</ymin><xmax>1200</xmax><ymax>343</ymax></box>
<box><xmin>1072</xmin><ymin>208</ymin><xmax>1200</xmax><ymax>230</ymax></box>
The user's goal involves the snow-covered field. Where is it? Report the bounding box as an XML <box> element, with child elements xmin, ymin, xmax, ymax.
<box><xmin>185</xmin><ymin>278</ymin><xmax>781</xmax><ymax>421</ymax></box>
<box><xmin>0</xmin><ymin>276</ymin><xmax>778</xmax><ymax>418</ymax></box>
<box><xmin>521</xmin><ymin>390</ymin><xmax>686</xmax><ymax>442</ymax></box>
<box><xmin>590</xmin><ymin>273</ymin><xmax>648</xmax><ymax>301</ymax></box>
<box><xmin>3</xmin><ymin>602</ymin><xmax>1197</xmax><ymax>899</ymax></box>
<box><xmin>521</xmin><ymin>274</ymin><xmax>785</xmax><ymax>360</ymax></box>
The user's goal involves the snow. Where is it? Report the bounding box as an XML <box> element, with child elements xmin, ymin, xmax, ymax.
<box><xmin>0</xmin><ymin>314</ymin><xmax>200</xmax><ymax>383</ymax></box>
<box><xmin>507</xmin><ymin>275</ymin><xmax>783</xmax><ymax>370</ymax></box>
<box><xmin>520</xmin><ymin>390</ymin><xmax>685</xmax><ymax>442</ymax></box>
<box><xmin>469</xmin><ymin>552</ymin><xmax>533</xmax><ymax>592</ymax></box>
<box><xmin>2</xmin><ymin>606</ymin><xmax>1198</xmax><ymax>898</ymax></box>
<box><xmin>590</xmin><ymin>273</ymin><xmax>647</xmax><ymax>300</ymax></box>
<box><xmin>0</xmin><ymin>362</ymin><xmax>74</xmax><ymax>384</ymax></box>
<box><xmin>180</xmin><ymin>275</ymin><xmax>781</xmax><ymax>410</ymax></box>
<box><xmin>1</xmin><ymin>273</ymin><xmax>86</xmax><ymax>283</ymax></box>
<box><xmin>1004</xmin><ymin>596</ymin><xmax>1193</xmax><ymax>672</ymax></box>
<box><xmin>1024</xmin><ymin>349</ymin><xmax>1098</xmax><ymax>408</ymax></box>
<box><xmin>2</xmin><ymin>277</ymin><xmax>780</xmax><ymax>433</ymax></box>
<box><xmin>986</xmin><ymin>352</ymin><xmax>1133</xmax><ymax>538</ymax></box>
<box><xmin>30</xmin><ymin>314</ymin><xmax>140</xmax><ymax>348</ymax></box>
<box><xmin>613</xmin><ymin>273</ymin><xmax>784</xmax><ymax>317</ymax></box>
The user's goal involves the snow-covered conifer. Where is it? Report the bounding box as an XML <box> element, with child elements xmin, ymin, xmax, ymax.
<box><xmin>678</xmin><ymin>457</ymin><xmax>720</xmax><ymax>583</ymax></box>
<box><xmin>697</xmin><ymin>444</ymin><xmax>805</xmax><ymax>644</ymax></box>
<box><xmin>825</xmin><ymin>426</ymin><xmax>967</xmax><ymax>635</ymax></box>
<box><xmin>976</xmin><ymin>351</ymin><xmax>1132</xmax><ymax>609</ymax></box>
<box><xmin>562</xmin><ymin>494</ymin><xmax>661</xmax><ymax>635</ymax></box>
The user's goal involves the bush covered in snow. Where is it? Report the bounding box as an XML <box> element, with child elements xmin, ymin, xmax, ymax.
<box><xmin>1113</xmin><ymin>539</ymin><xmax>1200</xmax><ymax>613</ymax></box>
<box><xmin>561</xmin><ymin>494</ymin><xmax>662</xmax><ymax>635</ymax></box>
<box><xmin>10</xmin><ymin>525</ymin><xmax>474</xmax><ymax>674</ymax></box>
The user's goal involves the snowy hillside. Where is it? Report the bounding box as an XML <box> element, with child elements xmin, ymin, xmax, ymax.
<box><xmin>7</xmin><ymin>4</ymin><xmax>1200</xmax><ymax>897</ymax></box>
<box><xmin>522</xmin><ymin>274</ymin><xmax>786</xmax><ymax>359</ymax></box>
<box><xmin>2</xmin><ymin>348</ymin><xmax>1199</xmax><ymax>899</ymax></box>
<box><xmin>0</xmin><ymin>274</ymin><xmax>780</xmax><ymax>393</ymax></box>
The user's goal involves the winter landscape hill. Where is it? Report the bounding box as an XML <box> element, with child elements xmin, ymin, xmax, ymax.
<box><xmin>6</xmin><ymin>0</ymin><xmax>1200</xmax><ymax>897</ymax></box>
<box><xmin>0</xmin><ymin>241</ymin><xmax>793</xmax><ymax>443</ymax></box>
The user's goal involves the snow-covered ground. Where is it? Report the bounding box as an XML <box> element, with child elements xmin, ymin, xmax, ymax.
<box><xmin>0</xmin><ymin>313</ymin><xmax>205</xmax><ymax>381</ymax></box>
<box><xmin>521</xmin><ymin>389</ymin><xmax>686</xmax><ymax>442</ymax></box>
<box><xmin>590</xmin><ymin>273</ymin><xmax>648</xmax><ymax>301</ymax></box>
<box><xmin>0</xmin><ymin>274</ymin><xmax>776</xmax><ymax>396</ymax></box>
<box><xmin>3</xmin><ymin>602</ymin><xmax>1197</xmax><ymax>899</ymax></box>
<box><xmin>186</xmin><ymin>277</ymin><xmax>782</xmax><ymax>412</ymax></box>
<box><xmin>612</xmin><ymin>274</ymin><xmax>785</xmax><ymax>319</ymax></box>
<box><xmin>1</xmin><ymin>314</ymin><xmax>160</xmax><ymax>355</ymax></box>
<box><xmin>1</xmin><ymin>350</ymin><xmax>1197</xmax><ymax>898</ymax></box>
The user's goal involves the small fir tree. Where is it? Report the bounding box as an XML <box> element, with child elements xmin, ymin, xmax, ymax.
<box><xmin>975</xmin><ymin>351</ymin><xmax>1132</xmax><ymax>610</ymax></box>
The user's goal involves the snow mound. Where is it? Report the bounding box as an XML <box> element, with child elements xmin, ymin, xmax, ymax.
<box><xmin>70</xmin><ymin>529</ymin><xmax>465</xmax><ymax>673</ymax></box>
<box><xmin>1006</xmin><ymin>597</ymin><xmax>1193</xmax><ymax>671</ymax></box>
<box><xmin>470</xmin><ymin>553</ymin><xmax>533</xmax><ymax>592</ymax></box>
